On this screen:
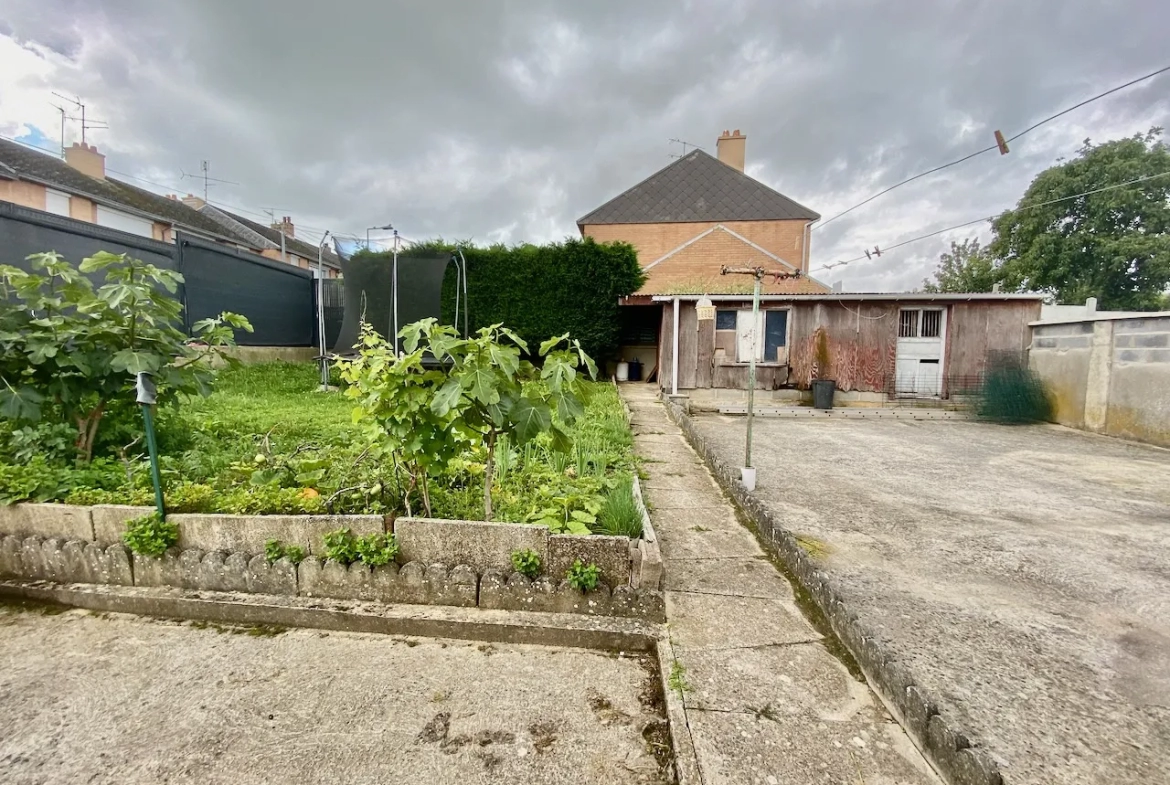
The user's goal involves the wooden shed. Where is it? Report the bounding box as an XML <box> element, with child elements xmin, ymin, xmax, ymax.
<box><xmin>645</xmin><ymin>293</ymin><xmax>1044</xmax><ymax>405</ymax></box>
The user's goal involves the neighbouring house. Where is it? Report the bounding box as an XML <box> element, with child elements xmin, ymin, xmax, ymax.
<box><xmin>0</xmin><ymin>137</ymin><xmax>339</xmax><ymax>277</ymax></box>
<box><xmin>578</xmin><ymin>129</ymin><xmax>1044</xmax><ymax>405</ymax></box>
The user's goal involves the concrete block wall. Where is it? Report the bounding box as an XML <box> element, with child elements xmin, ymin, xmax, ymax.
<box><xmin>0</xmin><ymin>533</ymin><xmax>666</xmax><ymax>623</ymax></box>
<box><xmin>1031</xmin><ymin>314</ymin><xmax>1170</xmax><ymax>446</ymax></box>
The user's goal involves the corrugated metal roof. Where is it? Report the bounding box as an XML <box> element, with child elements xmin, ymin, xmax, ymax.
<box><xmin>578</xmin><ymin>149</ymin><xmax>819</xmax><ymax>225</ymax></box>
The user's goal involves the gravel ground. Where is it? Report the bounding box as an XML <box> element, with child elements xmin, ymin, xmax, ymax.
<box><xmin>692</xmin><ymin>414</ymin><xmax>1170</xmax><ymax>785</ymax></box>
<box><xmin>0</xmin><ymin>604</ymin><xmax>671</xmax><ymax>785</ymax></box>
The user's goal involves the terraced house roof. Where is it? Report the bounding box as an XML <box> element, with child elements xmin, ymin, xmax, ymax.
<box><xmin>578</xmin><ymin>149</ymin><xmax>820</xmax><ymax>226</ymax></box>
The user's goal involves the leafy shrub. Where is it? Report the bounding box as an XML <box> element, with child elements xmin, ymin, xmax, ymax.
<box><xmin>354</xmin><ymin>533</ymin><xmax>399</xmax><ymax>566</ymax></box>
<box><xmin>511</xmin><ymin>548</ymin><xmax>542</xmax><ymax>579</ymax></box>
<box><xmin>565</xmin><ymin>559</ymin><xmax>601</xmax><ymax>593</ymax></box>
<box><xmin>122</xmin><ymin>512</ymin><xmax>177</xmax><ymax>558</ymax></box>
<box><xmin>0</xmin><ymin>251</ymin><xmax>251</xmax><ymax>462</ymax></box>
<box><xmin>594</xmin><ymin>478</ymin><xmax>643</xmax><ymax>538</ymax></box>
<box><xmin>322</xmin><ymin>528</ymin><xmax>359</xmax><ymax>564</ymax></box>
<box><xmin>284</xmin><ymin>544</ymin><xmax>307</xmax><ymax>565</ymax></box>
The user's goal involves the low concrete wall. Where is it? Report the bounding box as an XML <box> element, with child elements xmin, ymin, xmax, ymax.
<box><xmin>2</xmin><ymin>503</ymin><xmax>662</xmax><ymax>590</ymax></box>
<box><xmin>1031</xmin><ymin>313</ymin><xmax>1170</xmax><ymax>446</ymax></box>
<box><xmin>662</xmin><ymin>398</ymin><xmax>1003</xmax><ymax>785</ymax></box>
<box><xmin>0</xmin><ymin>533</ymin><xmax>666</xmax><ymax>623</ymax></box>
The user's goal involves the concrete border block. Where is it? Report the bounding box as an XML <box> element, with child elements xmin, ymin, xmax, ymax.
<box><xmin>553</xmin><ymin>580</ymin><xmax>612</xmax><ymax>616</ymax></box>
<box><xmin>0</xmin><ymin>535</ymin><xmax>23</xmax><ymax>578</ymax></box>
<box><xmin>97</xmin><ymin>544</ymin><xmax>133</xmax><ymax>586</ymax></box>
<box><xmin>179</xmin><ymin>549</ymin><xmax>204</xmax><ymax>590</ymax></box>
<box><xmin>246</xmin><ymin>554</ymin><xmax>296</xmax><ymax>595</ymax></box>
<box><xmin>395</xmin><ymin>517</ymin><xmax>548</xmax><ymax>573</ymax></box>
<box><xmin>171</xmin><ymin>513</ymin><xmax>384</xmax><ymax>556</ymax></box>
<box><xmin>0</xmin><ymin>503</ymin><xmax>93</xmax><ymax>541</ymax></box>
<box><xmin>40</xmin><ymin>539</ymin><xmax>66</xmax><ymax>582</ymax></box>
<box><xmin>133</xmin><ymin>549</ymin><xmax>182</xmax><ymax>588</ymax></box>
<box><xmin>368</xmin><ymin>562</ymin><xmax>401</xmax><ymax>603</ymax></box>
<box><xmin>196</xmin><ymin>551</ymin><xmax>231</xmax><ymax>592</ymax></box>
<box><xmin>478</xmin><ymin>568</ymin><xmax>508</xmax><ymax>609</ymax></box>
<box><xmin>20</xmin><ymin>537</ymin><xmax>45</xmax><ymax>579</ymax></box>
<box><xmin>61</xmin><ymin>540</ymin><xmax>91</xmax><ymax>583</ymax></box>
<box><xmin>91</xmin><ymin>505</ymin><xmax>154</xmax><ymax>544</ymax></box>
<box><xmin>548</xmin><ymin>534</ymin><xmax>632</xmax><ymax>588</ymax></box>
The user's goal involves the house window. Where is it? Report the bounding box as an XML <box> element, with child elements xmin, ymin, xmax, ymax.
<box><xmin>720</xmin><ymin>308</ymin><xmax>789</xmax><ymax>363</ymax></box>
<box><xmin>95</xmin><ymin>205</ymin><xmax>154</xmax><ymax>238</ymax></box>
<box><xmin>45</xmin><ymin>189</ymin><xmax>71</xmax><ymax>217</ymax></box>
<box><xmin>715</xmin><ymin>309</ymin><xmax>737</xmax><ymax>330</ymax></box>
<box><xmin>899</xmin><ymin>308</ymin><xmax>944</xmax><ymax>338</ymax></box>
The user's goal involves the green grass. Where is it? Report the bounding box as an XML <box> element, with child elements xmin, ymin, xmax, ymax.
<box><xmin>593</xmin><ymin>477</ymin><xmax>643</xmax><ymax>538</ymax></box>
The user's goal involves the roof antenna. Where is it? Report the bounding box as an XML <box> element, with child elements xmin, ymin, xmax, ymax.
<box><xmin>51</xmin><ymin>93</ymin><xmax>108</xmax><ymax>145</ymax></box>
<box><xmin>180</xmin><ymin>160</ymin><xmax>238</xmax><ymax>201</ymax></box>
<box><xmin>669</xmin><ymin>138</ymin><xmax>704</xmax><ymax>159</ymax></box>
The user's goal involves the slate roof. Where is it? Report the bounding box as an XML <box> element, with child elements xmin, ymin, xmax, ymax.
<box><xmin>214</xmin><ymin>207</ymin><xmax>342</xmax><ymax>270</ymax></box>
<box><xmin>0</xmin><ymin>137</ymin><xmax>257</xmax><ymax>245</ymax></box>
<box><xmin>578</xmin><ymin>149</ymin><xmax>820</xmax><ymax>226</ymax></box>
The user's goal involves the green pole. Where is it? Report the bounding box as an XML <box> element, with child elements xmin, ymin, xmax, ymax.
<box><xmin>746</xmin><ymin>273</ymin><xmax>761</xmax><ymax>469</ymax></box>
<box><xmin>140</xmin><ymin>403</ymin><xmax>165</xmax><ymax>520</ymax></box>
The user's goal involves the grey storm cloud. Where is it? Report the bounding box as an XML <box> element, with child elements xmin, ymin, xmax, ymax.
<box><xmin>1</xmin><ymin>0</ymin><xmax>1168</xmax><ymax>291</ymax></box>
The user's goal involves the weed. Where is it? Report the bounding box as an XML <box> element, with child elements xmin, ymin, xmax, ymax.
<box><xmin>354</xmin><ymin>532</ymin><xmax>399</xmax><ymax>566</ymax></box>
<box><xmin>284</xmin><ymin>544</ymin><xmax>307</xmax><ymax>565</ymax></box>
<box><xmin>691</xmin><ymin>525</ymin><xmax>710</xmax><ymax>532</ymax></box>
<box><xmin>322</xmin><ymin>528</ymin><xmax>359</xmax><ymax>564</ymax></box>
<box><xmin>122</xmin><ymin>512</ymin><xmax>177</xmax><ymax>558</ymax></box>
<box><xmin>748</xmin><ymin>703</ymin><xmax>781</xmax><ymax>723</ymax></box>
<box><xmin>668</xmin><ymin>660</ymin><xmax>689</xmax><ymax>695</ymax></box>
<box><xmin>264</xmin><ymin>538</ymin><xmax>284</xmax><ymax>564</ymax></box>
<box><xmin>511</xmin><ymin>548</ymin><xmax>542</xmax><ymax>579</ymax></box>
<box><xmin>565</xmin><ymin>559</ymin><xmax>601</xmax><ymax>592</ymax></box>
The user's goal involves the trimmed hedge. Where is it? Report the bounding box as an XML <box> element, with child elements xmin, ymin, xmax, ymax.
<box><xmin>359</xmin><ymin>238</ymin><xmax>643</xmax><ymax>363</ymax></box>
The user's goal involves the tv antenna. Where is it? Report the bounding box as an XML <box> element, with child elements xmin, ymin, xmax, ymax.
<box><xmin>180</xmin><ymin>160</ymin><xmax>239</xmax><ymax>201</ymax></box>
<box><xmin>51</xmin><ymin>93</ymin><xmax>108</xmax><ymax>145</ymax></box>
<box><xmin>669</xmin><ymin>138</ymin><xmax>703</xmax><ymax>159</ymax></box>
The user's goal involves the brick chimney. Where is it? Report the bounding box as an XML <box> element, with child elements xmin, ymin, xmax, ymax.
<box><xmin>272</xmin><ymin>216</ymin><xmax>295</xmax><ymax>239</ymax></box>
<box><xmin>716</xmin><ymin>129</ymin><xmax>746</xmax><ymax>172</ymax></box>
<box><xmin>180</xmin><ymin>193</ymin><xmax>206</xmax><ymax>210</ymax></box>
<box><xmin>64</xmin><ymin>142</ymin><xmax>106</xmax><ymax>180</ymax></box>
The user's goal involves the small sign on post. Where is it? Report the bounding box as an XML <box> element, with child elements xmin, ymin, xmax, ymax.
<box><xmin>135</xmin><ymin>373</ymin><xmax>166</xmax><ymax>520</ymax></box>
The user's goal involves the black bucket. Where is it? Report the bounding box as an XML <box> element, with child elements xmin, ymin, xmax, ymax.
<box><xmin>812</xmin><ymin>379</ymin><xmax>836</xmax><ymax>410</ymax></box>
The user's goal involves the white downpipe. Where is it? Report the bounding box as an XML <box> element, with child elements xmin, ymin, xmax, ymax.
<box><xmin>671</xmin><ymin>297</ymin><xmax>680</xmax><ymax>396</ymax></box>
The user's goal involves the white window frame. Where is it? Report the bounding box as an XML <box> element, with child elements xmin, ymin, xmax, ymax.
<box><xmin>44</xmin><ymin>188</ymin><xmax>71</xmax><ymax>217</ymax></box>
<box><xmin>95</xmin><ymin>205</ymin><xmax>155</xmax><ymax>238</ymax></box>
<box><xmin>716</xmin><ymin>307</ymin><xmax>791</xmax><ymax>364</ymax></box>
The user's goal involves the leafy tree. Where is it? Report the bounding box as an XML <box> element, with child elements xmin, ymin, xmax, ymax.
<box><xmin>340</xmin><ymin>318</ymin><xmax>596</xmax><ymax>521</ymax></box>
<box><xmin>0</xmin><ymin>251</ymin><xmax>251</xmax><ymax>463</ymax></box>
<box><xmin>990</xmin><ymin>129</ymin><xmax>1170</xmax><ymax>310</ymax></box>
<box><xmin>923</xmin><ymin>238</ymin><xmax>1000</xmax><ymax>293</ymax></box>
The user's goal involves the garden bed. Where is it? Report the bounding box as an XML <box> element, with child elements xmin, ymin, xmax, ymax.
<box><xmin>0</xmin><ymin>362</ymin><xmax>643</xmax><ymax>532</ymax></box>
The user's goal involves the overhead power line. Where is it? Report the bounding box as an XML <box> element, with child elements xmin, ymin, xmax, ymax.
<box><xmin>815</xmin><ymin>169</ymin><xmax>1170</xmax><ymax>273</ymax></box>
<box><xmin>815</xmin><ymin>63</ymin><xmax>1170</xmax><ymax>231</ymax></box>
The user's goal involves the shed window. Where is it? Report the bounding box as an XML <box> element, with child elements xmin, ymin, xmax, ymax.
<box><xmin>922</xmin><ymin>310</ymin><xmax>942</xmax><ymax>338</ymax></box>
<box><xmin>899</xmin><ymin>308</ymin><xmax>944</xmax><ymax>338</ymax></box>
<box><xmin>725</xmin><ymin>309</ymin><xmax>789</xmax><ymax>363</ymax></box>
<box><xmin>898</xmin><ymin>309</ymin><xmax>919</xmax><ymax>338</ymax></box>
<box><xmin>715</xmin><ymin>309</ymin><xmax>737</xmax><ymax>330</ymax></box>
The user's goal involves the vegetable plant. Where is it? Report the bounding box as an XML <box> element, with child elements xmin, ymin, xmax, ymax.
<box><xmin>0</xmin><ymin>251</ymin><xmax>251</xmax><ymax>463</ymax></box>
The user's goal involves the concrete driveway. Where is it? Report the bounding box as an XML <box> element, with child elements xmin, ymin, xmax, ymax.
<box><xmin>691</xmin><ymin>414</ymin><xmax>1170</xmax><ymax>785</ymax></box>
<box><xmin>0</xmin><ymin>606</ymin><xmax>669</xmax><ymax>785</ymax></box>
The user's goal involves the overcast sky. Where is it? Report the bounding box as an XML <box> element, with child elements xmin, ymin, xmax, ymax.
<box><xmin>1</xmin><ymin>0</ymin><xmax>1167</xmax><ymax>291</ymax></box>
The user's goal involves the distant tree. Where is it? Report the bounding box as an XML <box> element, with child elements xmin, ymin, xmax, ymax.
<box><xmin>990</xmin><ymin>129</ymin><xmax>1170</xmax><ymax>310</ymax></box>
<box><xmin>922</xmin><ymin>238</ymin><xmax>999</xmax><ymax>293</ymax></box>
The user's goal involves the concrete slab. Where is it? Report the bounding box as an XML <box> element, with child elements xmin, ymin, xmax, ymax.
<box><xmin>665</xmin><ymin>591</ymin><xmax>820</xmax><ymax>649</ymax></box>
<box><xmin>678</xmin><ymin>640</ymin><xmax>868</xmax><ymax>717</ymax></box>
<box><xmin>662</xmin><ymin>556</ymin><xmax>790</xmax><ymax>598</ymax></box>
<box><xmin>657</xmin><ymin>521</ymin><xmax>765</xmax><ymax>561</ymax></box>
<box><xmin>686</xmin><ymin>707</ymin><xmax>939</xmax><ymax>785</ymax></box>
<box><xmin>0</xmin><ymin>606</ymin><xmax>672</xmax><ymax>785</ymax></box>
<box><xmin>641</xmin><ymin>468</ymin><xmax>719</xmax><ymax>491</ymax></box>
<box><xmin>643</xmin><ymin>487</ymin><xmax>728</xmax><ymax>511</ymax></box>
<box><xmin>396</xmin><ymin>517</ymin><xmax>549</xmax><ymax>573</ymax></box>
<box><xmin>692</xmin><ymin>413</ymin><xmax>1170</xmax><ymax>785</ymax></box>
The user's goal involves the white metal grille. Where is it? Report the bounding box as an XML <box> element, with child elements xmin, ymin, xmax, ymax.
<box><xmin>898</xmin><ymin>310</ymin><xmax>918</xmax><ymax>337</ymax></box>
<box><xmin>921</xmin><ymin>310</ymin><xmax>942</xmax><ymax>338</ymax></box>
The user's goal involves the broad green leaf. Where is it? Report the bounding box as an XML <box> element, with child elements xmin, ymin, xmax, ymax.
<box><xmin>460</xmin><ymin>364</ymin><xmax>501</xmax><ymax>406</ymax></box>
<box><xmin>551</xmin><ymin>388</ymin><xmax>585</xmax><ymax>423</ymax></box>
<box><xmin>110</xmin><ymin>348</ymin><xmax>162</xmax><ymax>375</ymax></box>
<box><xmin>0</xmin><ymin>382</ymin><xmax>43</xmax><ymax>421</ymax></box>
<box><xmin>548</xmin><ymin>422</ymin><xmax>572</xmax><ymax>453</ymax></box>
<box><xmin>488</xmin><ymin>343</ymin><xmax>520</xmax><ymax>377</ymax></box>
<box><xmin>539</xmin><ymin>333</ymin><xmax>570</xmax><ymax>356</ymax></box>
<box><xmin>431</xmin><ymin>378</ymin><xmax>464</xmax><ymax>417</ymax></box>
<box><xmin>78</xmin><ymin>251</ymin><xmax>126</xmax><ymax>273</ymax></box>
<box><xmin>508</xmin><ymin>396</ymin><xmax>551</xmax><ymax>444</ymax></box>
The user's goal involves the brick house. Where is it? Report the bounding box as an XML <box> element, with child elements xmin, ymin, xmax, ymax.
<box><xmin>578</xmin><ymin>130</ymin><xmax>1042</xmax><ymax>405</ymax></box>
<box><xmin>0</xmin><ymin>137</ymin><xmax>339</xmax><ymax>276</ymax></box>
